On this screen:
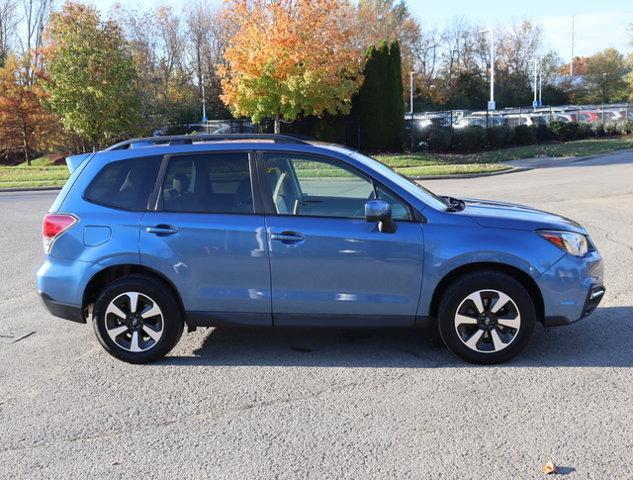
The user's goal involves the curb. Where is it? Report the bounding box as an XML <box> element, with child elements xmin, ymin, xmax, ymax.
<box><xmin>412</xmin><ymin>166</ymin><xmax>530</xmax><ymax>181</ymax></box>
<box><xmin>0</xmin><ymin>186</ymin><xmax>62</xmax><ymax>193</ymax></box>
<box><xmin>499</xmin><ymin>147</ymin><xmax>633</xmax><ymax>170</ymax></box>
<box><xmin>567</xmin><ymin>147</ymin><xmax>633</xmax><ymax>164</ymax></box>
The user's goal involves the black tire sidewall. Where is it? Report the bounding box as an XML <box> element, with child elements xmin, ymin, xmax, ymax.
<box><xmin>438</xmin><ymin>271</ymin><xmax>536</xmax><ymax>364</ymax></box>
<box><xmin>93</xmin><ymin>275</ymin><xmax>184</xmax><ymax>364</ymax></box>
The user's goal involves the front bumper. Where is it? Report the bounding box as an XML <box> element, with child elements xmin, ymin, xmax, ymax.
<box><xmin>538</xmin><ymin>249</ymin><xmax>604</xmax><ymax>327</ymax></box>
<box><xmin>544</xmin><ymin>283</ymin><xmax>605</xmax><ymax>326</ymax></box>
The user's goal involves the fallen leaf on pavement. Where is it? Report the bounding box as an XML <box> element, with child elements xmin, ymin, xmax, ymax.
<box><xmin>542</xmin><ymin>461</ymin><xmax>557</xmax><ymax>474</ymax></box>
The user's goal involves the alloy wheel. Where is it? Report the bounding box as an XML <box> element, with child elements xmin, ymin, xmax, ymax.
<box><xmin>453</xmin><ymin>289</ymin><xmax>521</xmax><ymax>353</ymax></box>
<box><xmin>104</xmin><ymin>292</ymin><xmax>164</xmax><ymax>353</ymax></box>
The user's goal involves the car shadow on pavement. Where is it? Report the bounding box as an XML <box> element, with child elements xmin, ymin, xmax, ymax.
<box><xmin>160</xmin><ymin>306</ymin><xmax>633</xmax><ymax>368</ymax></box>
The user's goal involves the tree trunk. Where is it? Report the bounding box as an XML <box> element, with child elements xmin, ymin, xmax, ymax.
<box><xmin>274</xmin><ymin>114</ymin><xmax>281</xmax><ymax>134</ymax></box>
<box><xmin>21</xmin><ymin>120</ymin><xmax>31</xmax><ymax>166</ymax></box>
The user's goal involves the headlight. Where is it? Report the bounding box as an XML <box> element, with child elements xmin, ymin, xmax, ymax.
<box><xmin>538</xmin><ymin>230</ymin><xmax>589</xmax><ymax>257</ymax></box>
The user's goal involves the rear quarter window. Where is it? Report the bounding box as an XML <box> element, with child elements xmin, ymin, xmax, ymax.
<box><xmin>84</xmin><ymin>156</ymin><xmax>161</xmax><ymax>210</ymax></box>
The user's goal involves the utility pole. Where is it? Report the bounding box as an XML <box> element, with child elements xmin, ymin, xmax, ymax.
<box><xmin>570</xmin><ymin>16</ymin><xmax>575</xmax><ymax>77</ymax></box>
<box><xmin>479</xmin><ymin>28</ymin><xmax>495</xmax><ymax>111</ymax></box>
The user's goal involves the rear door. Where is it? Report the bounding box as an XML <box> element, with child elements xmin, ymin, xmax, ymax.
<box><xmin>140</xmin><ymin>151</ymin><xmax>271</xmax><ymax>326</ymax></box>
<box><xmin>259</xmin><ymin>151</ymin><xmax>424</xmax><ymax>326</ymax></box>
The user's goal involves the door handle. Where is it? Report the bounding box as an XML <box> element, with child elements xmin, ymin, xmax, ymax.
<box><xmin>146</xmin><ymin>224</ymin><xmax>178</xmax><ymax>235</ymax></box>
<box><xmin>270</xmin><ymin>231</ymin><xmax>305</xmax><ymax>243</ymax></box>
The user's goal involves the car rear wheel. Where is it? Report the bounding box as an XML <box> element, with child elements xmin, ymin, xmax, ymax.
<box><xmin>92</xmin><ymin>275</ymin><xmax>184</xmax><ymax>364</ymax></box>
<box><xmin>438</xmin><ymin>271</ymin><xmax>535</xmax><ymax>364</ymax></box>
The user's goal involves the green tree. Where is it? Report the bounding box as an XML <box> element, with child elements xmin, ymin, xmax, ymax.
<box><xmin>583</xmin><ymin>48</ymin><xmax>629</xmax><ymax>103</ymax></box>
<box><xmin>356</xmin><ymin>40</ymin><xmax>404</xmax><ymax>152</ymax></box>
<box><xmin>446</xmin><ymin>71</ymin><xmax>487</xmax><ymax>110</ymax></box>
<box><xmin>43</xmin><ymin>2</ymin><xmax>141</xmax><ymax>148</ymax></box>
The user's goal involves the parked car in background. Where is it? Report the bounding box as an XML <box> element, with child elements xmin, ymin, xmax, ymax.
<box><xmin>529</xmin><ymin>115</ymin><xmax>550</xmax><ymax>126</ymax></box>
<box><xmin>37</xmin><ymin>134</ymin><xmax>605</xmax><ymax>365</ymax></box>
<box><xmin>504</xmin><ymin>115</ymin><xmax>535</xmax><ymax>128</ymax></box>
<box><xmin>553</xmin><ymin>113</ymin><xmax>578</xmax><ymax>123</ymax></box>
<box><xmin>454</xmin><ymin>116</ymin><xmax>488</xmax><ymax>129</ymax></box>
<box><xmin>578</xmin><ymin>111</ymin><xmax>601</xmax><ymax>123</ymax></box>
<box><xmin>600</xmin><ymin>110</ymin><xmax>622</xmax><ymax>122</ymax></box>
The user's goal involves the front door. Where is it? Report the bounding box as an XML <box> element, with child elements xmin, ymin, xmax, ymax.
<box><xmin>140</xmin><ymin>151</ymin><xmax>271</xmax><ymax>326</ymax></box>
<box><xmin>261</xmin><ymin>152</ymin><xmax>424</xmax><ymax>326</ymax></box>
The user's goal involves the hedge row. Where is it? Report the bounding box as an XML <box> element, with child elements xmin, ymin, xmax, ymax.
<box><xmin>421</xmin><ymin>120</ymin><xmax>633</xmax><ymax>154</ymax></box>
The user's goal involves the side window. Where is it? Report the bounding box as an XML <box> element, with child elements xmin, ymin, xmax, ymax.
<box><xmin>264</xmin><ymin>154</ymin><xmax>411</xmax><ymax>220</ymax></box>
<box><xmin>84</xmin><ymin>156</ymin><xmax>161</xmax><ymax>210</ymax></box>
<box><xmin>161</xmin><ymin>153</ymin><xmax>253</xmax><ymax>214</ymax></box>
<box><xmin>375</xmin><ymin>186</ymin><xmax>411</xmax><ymax>221</ymax></box>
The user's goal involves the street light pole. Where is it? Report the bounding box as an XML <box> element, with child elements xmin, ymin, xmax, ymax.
<box><xmin>201</xmin><ymin>73</ymin><xmax>207</xmax><ymax>130</ymax></box>
<box><xmin>539</xmin><ymin>68</ymin><xmax>543</xmax><ymax>106</ymax></box>
<box><xmin>409</xmin><ymin>71</ymin><xmax>416</xmax><ymax>115</ymax></box>
<box><xmin>479</xmin><ymin>28</ymin><xmax>495</xmax><ymax>111</ymax></box>
<box><xmin>408</xmin><ymin>71</ymin><xmax>417</xmax><ymax>152</ymax></box>
<box><xmin>533</xmin><ymin>59</ymin><xmax>538</xmax><ymax>109</ymax></box>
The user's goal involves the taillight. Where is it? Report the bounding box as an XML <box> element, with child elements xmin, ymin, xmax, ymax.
<box><xmin>43</xmin><ymin>214</ymin><xmax>77</xmax><ymax>253</ymax></box>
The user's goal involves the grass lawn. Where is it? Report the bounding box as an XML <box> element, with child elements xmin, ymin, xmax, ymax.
<box><xmin>377</xmin><ymin>136</ymin><xmax>633</xmax><ymax>168</ymax></box>
<box><xmin>1</xmin><ymin>136</ymin><xmax>631</xmax><ymax>189</ymax></box>
<box><xmin>0</xmin><ymin>154</ymin><xmax>69</xmax><ymax>189</ymax></box>
<box><xmin>374</xmin><ymin>154</ymin><xmax>510</xmax><ymax>176</ymax></box>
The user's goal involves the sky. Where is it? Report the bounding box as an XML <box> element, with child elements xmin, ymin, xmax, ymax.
<box><xmin>89</xmin><ymin>0</ymin><xmax>633</xmax><ymax>59</ymax></box>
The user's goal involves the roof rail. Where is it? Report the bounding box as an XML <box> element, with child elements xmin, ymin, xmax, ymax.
<box><xmin>104</xmin><ymin>133</ymin><xmax>311</xmax><ymax>151</ymax></box>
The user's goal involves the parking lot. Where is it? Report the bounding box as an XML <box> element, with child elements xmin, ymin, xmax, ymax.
<box><xmin>1</xmin><ymin>150</ymin><xmax>632</xmax><ymax>479</ymax></box>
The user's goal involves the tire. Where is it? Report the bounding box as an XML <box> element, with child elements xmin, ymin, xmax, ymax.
<box><xmin>92</xmin><ymin>275</ymin><xmax>184</xmax><ymax>364</ymax></box>
<box><xmin>437</xmin><ymin>271</ymin><xmax>535</xmax><ymax>364</ymax></box>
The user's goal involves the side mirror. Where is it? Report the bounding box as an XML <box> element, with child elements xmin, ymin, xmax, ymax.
<box><xmin>365</xmin><ymin>200</ymin><xmax>397</xmax><ymax>233</ymax></box>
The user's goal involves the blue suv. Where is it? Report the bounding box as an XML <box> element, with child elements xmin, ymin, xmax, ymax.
<box><xmin>36</xmin><ymin>134</ymin><xmax>604</xmax><ymax>364</ymax></box>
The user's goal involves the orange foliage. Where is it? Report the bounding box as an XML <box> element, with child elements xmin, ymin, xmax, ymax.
<box><xmin>219</xmin><ymin>0</ymin><xmax>364</xmax><ymax>129</ymax></box>
<box><xmin>0</xmin><ymin>57</ymin><xmax>62</xmax><ymax>163</ymax></box>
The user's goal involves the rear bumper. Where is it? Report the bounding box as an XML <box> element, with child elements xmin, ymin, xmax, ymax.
<box><xmin>38</xmin><ymin>291</ymin><xmax>85</xmax><ymax>323</ymax></box>
<box><xmin>36</xmin><ymin>257</ymin><xmax>100</xmax><ymax>323</ymax></box>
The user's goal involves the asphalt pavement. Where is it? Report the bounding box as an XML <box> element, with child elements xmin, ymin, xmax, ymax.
<box><xmin>1</xmin><ymin>150</ymin><xmax>632</xmax><ymax>479</ymax></box>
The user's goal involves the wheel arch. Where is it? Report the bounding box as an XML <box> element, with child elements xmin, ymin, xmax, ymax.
<box><xmin>429</xmin><ymin>262</ymin><xmax>545</xmax><ymax>324</ymax></box>
<box><xmin>82</xmin><ymin>264</ymin><xmax>186</xmax><ymax>320</ymax></box>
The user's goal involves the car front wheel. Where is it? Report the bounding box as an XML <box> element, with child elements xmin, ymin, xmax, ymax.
<box><xmin>92</xmin><ymin>275</ymin><xmax>184</xmax><ymax>364</ymax></box>
<box><xmin>438</xmin><ymin>271</ymin><xmax>535</xmax><ymax>364</ymax></box>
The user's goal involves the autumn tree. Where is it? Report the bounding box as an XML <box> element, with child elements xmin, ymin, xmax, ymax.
<box><xmin>0</xmin><ymin>55</ymin><xmax>60</xmax><ymax>164</ymax></box>
<box><xmin>219</xmin><ymin>0</ymin><xmax>364</xmax><ymax>134</ymax></box>
<box><xmin>43</xmin><ymin>2</ymin><xmax>141</xmax><ymax>148</ymax></box>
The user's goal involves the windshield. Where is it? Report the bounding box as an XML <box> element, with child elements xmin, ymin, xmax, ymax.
<box><xmin>350</xmin><ymin>152</ymin><xmax>448</xmax><ymax>211</ymax></box>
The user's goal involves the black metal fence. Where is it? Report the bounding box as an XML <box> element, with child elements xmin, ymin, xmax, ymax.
<box><xmin>406</xmin><ymin>103</ymin><xmax>633</xmax><ymax>151</ymax></box>
<box><xmin>408</xmin><ymin>103</ymin><xmax>632</xmax><ymax>127</ymax></box>
<box><xmin>168</xmin><ymin>102</ymin><xmax>631</xmax><ymax>152</ymax></box>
